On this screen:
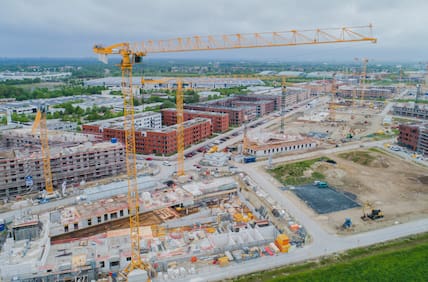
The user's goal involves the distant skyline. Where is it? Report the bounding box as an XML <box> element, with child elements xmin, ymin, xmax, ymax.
<box><xmin>1</xmin><ymin>0</ymin><xmax>427</xmax><ymax>62</ymax></box>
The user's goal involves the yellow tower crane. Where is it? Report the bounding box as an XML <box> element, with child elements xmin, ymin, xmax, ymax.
<box><xmin>93</xmin><ymin>24</ymin><xmax>376</xmax><ymax>279</ymax></box>
<box><xmin>176</xmin><ymin>80</ymin><xmax>185</xmax><ymax>176</ymax></box>
<box><xmin>32</xmin><ymin>105</ymin><xmax>54</xmax><ymax>196</ymax></box>
<box><xmin>329</xmin><ymin>73</ymin><xmax>337</xmax><ymax>122</ymax></box>
<box><xmin>360</xmin><ymin>58</ymin><xmax>369</xmax><ymax>105</ymax></box>
<box><xmin>141</xmin><ymin>77</ymin><xmax>189</xmax><ymax>176</ymax></box>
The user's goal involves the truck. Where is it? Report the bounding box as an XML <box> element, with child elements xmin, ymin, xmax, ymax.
<box><xmin>243</xmin><ymin>156</ymin><xmax>256</xmax><ymax>163</ymax></box>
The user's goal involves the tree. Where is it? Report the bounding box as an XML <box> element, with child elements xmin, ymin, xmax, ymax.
<box><xmin>161</xmin><ymin>101</ymin><xmax>176</xmax><ymax>109</ymax></box>
<box><xmin>11</xmin><ymin>113</ymin><xmax>30</xmax><ymax>123</ymax></box>
<box><xmin>74</xmin><ymin>106</ymin><xmax>84</xmax><ymax>116</ymax></box>
<box><xmin>0</xmin><ymin>116</ymin><xmax>7</xmax><ymax>125</ymax></box>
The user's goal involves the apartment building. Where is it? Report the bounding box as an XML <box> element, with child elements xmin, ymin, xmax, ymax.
<box><xmin>84</xmin><ymin>117</ymin><xmax>212</xmax><ymax>155</ymax></box>
<box><xmin>337</xmin><ymin>86</ymin><xmax>393</xmax><ymax>99</ymax></box>
<box><xmin>0</xmin><ymin>141</ymin><xmax>125</xmax><ymax>198</ymax></box>
<box><xmin>398</xmin><ymin>123</ymin><xmax>428</xmax><ymax>155</ymax></box>
<box><xmin>392</xmin><ymin>103</ymin><xmax>428</xmax><ymax>120</ymax></box>
<box><xmin>161</xmin><ymin>108</ymin><xmax>229</xmax><ymax>133</ymax></box>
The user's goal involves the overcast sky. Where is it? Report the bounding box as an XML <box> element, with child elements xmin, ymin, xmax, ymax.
<box><xmin>1</xmin><ymin>0</ymin><xmax>427</xmax><ymax>62</ymax></box>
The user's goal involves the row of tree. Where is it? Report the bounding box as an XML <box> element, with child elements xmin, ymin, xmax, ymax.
<box><xmin>0</xmin><ymin>85</ymin><xmax>107</xmax><ymax>101</ymax></box>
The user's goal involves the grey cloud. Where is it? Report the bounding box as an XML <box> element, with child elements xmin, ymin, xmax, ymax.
<box><xmin>0</xmin><ymin>0</ymin><xmax>427</xmax><ymax>60</ymax></box>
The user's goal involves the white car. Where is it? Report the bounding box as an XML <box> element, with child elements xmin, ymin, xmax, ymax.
<box><xmin>162</xmin><ymin>161</ymin><xmax>172</xmax><ymax>166</ymax></box>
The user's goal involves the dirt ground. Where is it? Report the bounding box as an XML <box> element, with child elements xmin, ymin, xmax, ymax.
<box><xmin>264</xmin><ymin>103</ymin><xmax>386</xmax><ymax>142</ymax></box>
<box><xmin>282</xmin><ymin>149</ymin><xmax>428</xmax><ymax>235</ymax></box>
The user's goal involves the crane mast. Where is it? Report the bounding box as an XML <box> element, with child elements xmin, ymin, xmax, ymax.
<box><xmin>176</xmin><ymin>80</ymin><xmax>185</xmax><ymax>176</ymax></box>
<box><xmin>93</xmin><ymin>24</ymin><xmax>376</xmax><ymax>279</ymax></box>
<box><xmin>329</xmin><ymin>73</ymin><xmax>337</xmax><ymax>122</ymax></box>
<box><xmin>280</xmin><ymin>76</ymin><xmax>287</xmax><ymax>134</ymax></box>
<box><xmin>120</xmin><ymin>53</ymin><xmax>148</xmax><ymax>274</ymax></box>
<box><xmin>360</xmin><ymin>58</ymin><xmax>368</xmax><ymax>105</ymax></box>
<box><xmin>32</xmin><ymin>106</ymin><xmax>54</xmax><ymax>195</ymax></box>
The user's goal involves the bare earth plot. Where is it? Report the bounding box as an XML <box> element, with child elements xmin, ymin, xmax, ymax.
<box><xmin>277</xmin><ymin>149</ymin><xmax>428</xmax><ymax>234</ymax></box>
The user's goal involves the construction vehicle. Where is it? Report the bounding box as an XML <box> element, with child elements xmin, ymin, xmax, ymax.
<box><xmin>361</xmin><ymin>201</ymin><xmax>384</xmax><ymax>220</ymax></box>
<box><xmin>367</xmin><ymin>209</ymin><xmax>384</xmax><ymax>220</ymax></box>
<box><xmin>342</xmin><ymin>218</ymin><xmax>352</xmax><ymax>229</ymax></box>
<box><xmin>207</xmin><ymin>145</ymin><xmax>218</xmax><ymax>154</ymax></box>
<box><xmin>32</xmin><ymin>105</ymin><xmax>59</xmax><ymax>202</ymax></box>
<box><xmin>93</xmin><ymin>25</ymin><xmax>376</xmax><ymax>280</ymax></box>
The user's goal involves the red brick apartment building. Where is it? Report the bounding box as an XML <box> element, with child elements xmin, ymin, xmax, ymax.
<box><xmin>184</xmin><ymin>104</ymin><xmax>246</xmax><ymax>126</ymax></box>
<box><xmin>398</xmin><ymin>123</ymin><xmax>428</xmax><ymax>156</ymax></box>
<box><xmin>184</xmin><ymin>95</ymin><xmax>281</xmax><ymax>126</ymax></box>
<box><xmin>83</xmin><ymin>117</ymin><xmax>212</xmax><ymax>155</ymax></box>
<box><xmin>161</xmin><ymin>108</ymin><xmax>229</xmax><ymax>133</ymax></box>
<box><xmin>398</xmin><ymin>124</ymin><xmax>419</xmax><ymax>150</ymax></box>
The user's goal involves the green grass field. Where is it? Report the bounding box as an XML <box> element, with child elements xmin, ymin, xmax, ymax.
<box><xmin>232</xmin><ymin>233</ymin><xmax>428</xmax><ymax>282</ymax></box>
<box><xmin>271</xmin><ymin>243</ymin><xmax>428</xmax><ymax>281</ymax></box>
<box><xmin>338</xmin><ymin>151</ymin><xmax>375</xmax><ymax>166</ymax></box>
<box><xmin>269</xmin><ymin>157</ymin><xmax>331</xmax><ymax>185</ymax></box>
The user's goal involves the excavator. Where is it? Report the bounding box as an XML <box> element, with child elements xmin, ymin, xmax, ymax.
<box><xmin>361</xmin><ymin>201</ymin><xmax>384</xmax><ymax>221</ymax></box>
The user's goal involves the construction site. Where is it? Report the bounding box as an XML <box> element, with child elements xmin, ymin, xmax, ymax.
<box><xmin>0</xmin><ymin>171</ymin><xmax>303</xmax><ymax>281</ymax></box>
<box><xmin>2</xmin><ymin>24</ymin><xmax>427</xmax><ymax>282</ymax></box>
<box><xmin>270</xmin><ymin>148</ymin><xmax>428</xmax><ymax>235</ymax></box>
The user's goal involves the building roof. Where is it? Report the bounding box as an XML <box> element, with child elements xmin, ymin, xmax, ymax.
<box><xmin>149</xmin><ymin>117</ymin><xmax>211</xmax><ymax>133</ymax></box>
<box><xmin>84</xmin><ymin>112</ymin><xmax>161</xmax><ymax>128</ymax></box>
<box><xmin>161</xmin><ymin>108</ymin><xmax>228</xmax><ymax>117</ymax></box>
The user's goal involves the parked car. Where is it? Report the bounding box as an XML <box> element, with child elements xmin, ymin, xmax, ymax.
<box><xmin>145</xmin><ymin>157</ymin><xmax>153</xmax><ymax>161</ymax></box>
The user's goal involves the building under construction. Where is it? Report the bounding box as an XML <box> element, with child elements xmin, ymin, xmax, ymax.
<box><xmin>0</xmin><ymin>129</ymin><xmax>125</xmax><ymax>198</ymax></box>
<box><xmin>337</xmin><ymin>85</ymin><xmax>393</xmax><ymax>99</ymax></box>
<box><xmin>0</xmin><ymin>176</ymin><xmax>298</xmax><ymax>281</ymax></box>
<box><xmin>393</xmin><ymin>103</ymin><xmax>428</xmax><ymax>120</ymax></box>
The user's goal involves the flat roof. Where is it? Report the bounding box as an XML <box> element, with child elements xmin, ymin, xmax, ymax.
<box><xmin>161</xmin><ymin>108</ymin><xmax>228</xmax><ymax>117</ymax></box>
<box><xmin>148</xmin><ymin>117</ymin><xmax>211</xmax><ymax>133</ymax></box>
<box><xmin>84</xmin><ymin>111</ymin><xmax>161</xmax><ymax>127</ymax></box>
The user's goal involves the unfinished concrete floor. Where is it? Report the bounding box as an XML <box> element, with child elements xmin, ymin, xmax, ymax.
<box><xmin>51</xmin><ymin>210</ymin><xmax>164</xmax><ymax>242</ymax></box>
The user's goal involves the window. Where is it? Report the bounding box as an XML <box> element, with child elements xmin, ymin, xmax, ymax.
<box><xmin>87</xmin><ymin>219</ymin><xmax>92</xmax><ymax>226</ymax></box>
<box><xmin>111</xmin><ymin>212</ymin><xmax>118</xmax><ymax>219</ymax></box>
<box><xmin>120</xmin><ymin>210</ymin><xmax>124</xmax><ymax>217</ymax></box>
<box><xmin>73</xmin><ymin>223</ymin><xmax>78</xmax><ymax>230</ymax></box>
<box><xmin>104</xmin><ymin>214</ymin><xmax>108</xmax><ymax>221</ymax></box>
<box><xmin>100</xmin><ymin>261</ymin><xmax>105</xmax><ymax>268</ymax></box>
<box><xmin>64</xmin><ymin>225</ymin><xmax>69</xmax><ymax>232</ymax></box>
<box><xmin>97</xmin><ymin>216</ymin><xmax>101</xmax><ymax>223</ymax></box>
